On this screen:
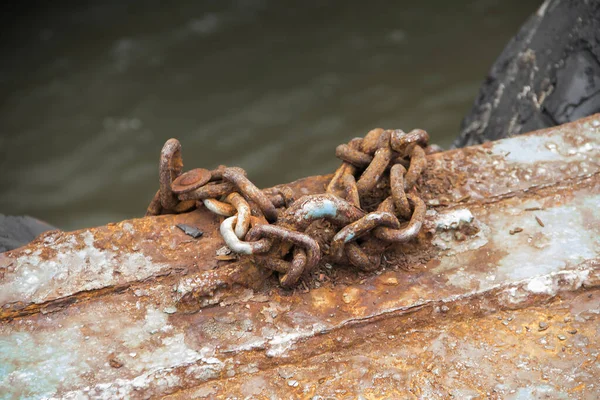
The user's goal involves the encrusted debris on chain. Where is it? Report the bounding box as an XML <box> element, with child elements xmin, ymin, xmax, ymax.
<box><xmin>146</xmin><ymin>128</ymin><xmax>438</xmax><ymax>287</ymax></box>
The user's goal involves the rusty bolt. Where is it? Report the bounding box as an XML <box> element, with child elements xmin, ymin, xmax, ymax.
<box><xmin>171</xmin><ymin>168</ymin><xmax>211</xmax><ymax>194</ymax></box>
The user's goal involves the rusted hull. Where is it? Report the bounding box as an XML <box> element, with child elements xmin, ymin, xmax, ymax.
<box><xmin>1</xmin><ymin>115</ymin><xmax>599</xmax><ymax>399</ymax></box>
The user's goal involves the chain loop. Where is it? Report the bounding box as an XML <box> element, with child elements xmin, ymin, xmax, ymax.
<box><xmin>361</xmin><ymin>128</ymin><xmax>385</xmax><ymax>154</ymax></box>
<box><xmin>404</xmin><ymin>145</ymin><xmax>427</xmax><ymax>190</ymax></box>
<box><xmin>330</xmin><ymin>211</ymin><xmax>399</xmax><ymax>261</ymax></box>
<box><xmin>145</xmin><ymin>190</ymin><xmax>163</xmax><ymax>216</ymax></box>
<box><xmin>220</xmin><ymin>216</ymin><xmax>272</xmax><ymax>254</ymax></box>
<box><xmin>279</xmin><ymin>194</ymin><xmax>366</xmax><ymax>231</ymax></box>
<box><xmin>225</xmin><ymin>193</ymin><xmax>251</xmax><ymax>239</ymax></box>
<box><xmin>335</xmin><ymin>143</ymin><xmax>373</xmax><ymax>167</ymax></box>
<box><xmin>341</xmin><ymin>173</ymin><xmax>360</xmax><ymax>208</ymax></box>
<box><xmin>159</xmin><ymin>138</ymin><xmax>183</xmax><ymax>210</ymax></box>
<box><xmin>390</xmin><ymin>129</ymin><xmax>429</xmax><ymax>155</ymax></box>
<box><xmin>223</xmin><ymin>167</ymin><xmax>278</xmax><ymax>222</ymax></box>
<box><xmin>373</xmin><ymin>193</ymin><xmax>426</xmax><ymax>242</ymax></box>
<box><xmin>389</xmin><ymin>164</ymin><xmax>411</xmax><ymax>220</ymax></box>
<box><xmin>346</xmin><ymin>240</ymin><xmax>384</xmax><ymax>272</ymax></box>
<box><xmin>246</xmin><ymin>224</ymin><xmax>320</xmax><ymax>287</ymax></box>
<box><xmin>356</xmin><ymin>147</ymin><xmax>393</xmax><ymax>197</ymax></box>
<box><xmin>179</xmin><ymin>181</ymin><xmax>236</xmax><ymax>201</ymax></box>
<box><xmin>327</xmin><ymin>138</ymin><xmax>361</xmax><ymax>200</ymax></box>
<box><xmin>253</xmin><ymin>248</ymin><xmax>306</xmax><ymax>287</ymax></box>
<box><xmin>203</xmin><ymin>199</ymin><xmax>236</xmax><ymax>216</ymax></box>
<box><xmin>264</xmin><ymin>186</ymin><xmax>295</xmax><ymax>208</ymax></box>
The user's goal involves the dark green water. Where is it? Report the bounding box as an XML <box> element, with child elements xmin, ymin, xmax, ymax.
<box><xmin>0</xmin><ymin>0</ymin><xmax>541</xmax><ymax>230</ymax></box>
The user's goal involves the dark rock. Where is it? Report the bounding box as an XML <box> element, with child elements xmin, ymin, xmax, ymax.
<box><xmin>0</xmin><ymin>214</ymin><xmax>58</xmax><ymax>253</ymax></box>
<box><xmin>455</xmin><ymin>0</ymin><xmax>600</xmax><ymax>147</ymax></box>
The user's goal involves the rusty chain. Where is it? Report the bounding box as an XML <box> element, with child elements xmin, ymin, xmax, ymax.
<box><xmin>146</xmin><ymin>128</ymin><xmax>434</xmax><ymax>287</ymax></box>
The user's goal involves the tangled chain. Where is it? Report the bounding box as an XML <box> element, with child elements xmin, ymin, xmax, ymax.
<box><xmin>146</xmin><ymin>128</ymin><xmax>434</xmax><ymax>287</ymax></box>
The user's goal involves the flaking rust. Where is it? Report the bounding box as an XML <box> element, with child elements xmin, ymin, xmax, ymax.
<box><xmin>0</xmin><ymin>115</ymin><xmax>599</xmax><ymax>399</ymax></box>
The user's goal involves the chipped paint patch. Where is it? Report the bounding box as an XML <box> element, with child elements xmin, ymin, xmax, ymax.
<box><xmin>429</xmin><ymin>208</ymin><xmax>489</xmax><ymax>255</ymax></box>
<box><xmin>492</xmin><ymin>135</ymin><xmax>564</xmax><ymax>163</ymax></box>
<box><xmin>433</xmin><ymin>208</ymin><xmax>474</xmax><ymax>230</ymax></box>
<box><xmin>0</xmin><ymin>231</ymin><xmax>170</xmax><ymax>307</ymax></box>
<box><xmin>0</xmin><ymin>326</ymin><xmax>90</xmax><ymax>399</ymax></box>
<box><xmin>501</xmin><ymin>268</ymin><xmax>593</xmax><ymax>306</ymax></box>
<box><xmin>491</xmin><ymin>127</ymin><xmax>599</xmax><ymax>164</ymax></box>
<box><xmin>496</xmin><ymin>197</ymin><xmax>599</xmax><ymax>281</ymax></box>
<box><xmin>301</xmin><ymin>199</ymin><xmax>338</xmax><ymax>220</ymax></box>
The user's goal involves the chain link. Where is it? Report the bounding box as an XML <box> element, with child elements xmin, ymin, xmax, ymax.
<box><xmin>147</xmin><ymin>127</ymin><xmax>432</xmax><ymax>287</ymax></box>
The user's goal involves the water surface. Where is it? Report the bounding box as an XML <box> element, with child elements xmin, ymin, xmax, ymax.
<box><xmin>0</xmin><ymin>0</ymin><xmax>540</xmax><ymax>230</ymax></box>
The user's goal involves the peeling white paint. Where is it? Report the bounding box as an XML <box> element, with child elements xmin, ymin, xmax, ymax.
<box><xmin>0</xmin><ymin>326</ymin><xmax>90</xmax><ymax>399</ymax></box>
<box><xmin>526</xmin><ymin>276</ymin><xmax>555</xmax><ymax>294</ymax></box>
<box><xmin>493</xmin><ymin>135</ymin><xmax>563</xmax><ymax>163</ymax></box>
<box><xmin>503</xmin><ymin>268</ymin><xmax>593</xmax><ymax>306</ymax></box>
<box><xmin>430</xmin><ymin>208</ymin><xmax>489</xmax><ymax>256</ymax></box>
<box><xmin>0</xmin><ymin>231</ymin><xmax>170</xmax><ymax>306</ymax></box>
<box><xmin>497</xmin><ymin>198</ymin><xmax>599</xmax><ymax>281</ymax></box>
<box><xmin>433</xmin><ymin>208</ymin><xmax>474</xmax><ymax>230</ymax></box>
<box><xmin>491</xmin><ymin>125</ymin><xmax>599</xmax><ymax>164</ymax></box>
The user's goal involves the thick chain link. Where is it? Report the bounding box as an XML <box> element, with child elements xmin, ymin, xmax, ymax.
<box><xmin>146</xmin><ymin>128</ymin><xmax>434</xmax><ymax>287</ymax></box>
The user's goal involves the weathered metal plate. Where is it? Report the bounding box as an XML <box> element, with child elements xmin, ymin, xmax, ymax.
<box><xmin>0</xmin><ymin>115</ymin><xmax>599</xmax><ymax>399</ymax></box>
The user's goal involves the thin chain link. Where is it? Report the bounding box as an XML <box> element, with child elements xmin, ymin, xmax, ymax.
<box><xmin>146</xmin><ymin>128</ymin><xmax>433</xmax><ymax>287</ymax></box>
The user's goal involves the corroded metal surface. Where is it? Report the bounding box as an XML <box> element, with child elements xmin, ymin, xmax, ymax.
<box><xmin>0</xmin><ymin>115</ymin><xmax>599</xmax><ymax>399</ymax></box>
<box><xmin>170</xmin><ymin>289</ymin><xmax>600</xmax><ymax>399</ymax></box>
